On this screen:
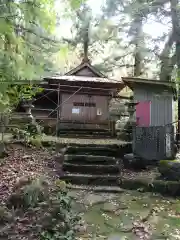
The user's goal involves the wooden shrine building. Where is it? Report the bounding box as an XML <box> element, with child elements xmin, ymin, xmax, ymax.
<box><xmin>30</xmin><ymin>59</ymin><xmax>124</xmax><ymax>133</ymax></box>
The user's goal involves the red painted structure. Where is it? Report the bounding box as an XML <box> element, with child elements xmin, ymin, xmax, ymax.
<box><xmin>136</xmin><ymin>101</ymin><xmax>151</xmax><ymax>127</ymax></box>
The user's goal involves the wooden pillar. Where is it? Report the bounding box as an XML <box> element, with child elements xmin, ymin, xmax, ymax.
<box><xmin>56</xmin><ymin>83</ymin><xmax>60</xmax><ymax>137</ymax></box>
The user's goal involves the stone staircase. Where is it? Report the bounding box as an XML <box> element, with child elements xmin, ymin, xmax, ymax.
<box><xmin>58</xmin><ymin>128</ymin><xmax>114</xmax><ymax>139</ymax></box>
<box><xmin>60</xmin><ymin>143</ymin><xmax>131</xmax><ymax>191</ymax></box>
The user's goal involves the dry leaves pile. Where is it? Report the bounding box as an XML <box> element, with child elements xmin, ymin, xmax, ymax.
<box><xmin>0</xmin><ymin>144</ymin><xmax>54</xmax><ymax>203</ymax></box>
<box><xmin>0</xmin><ymin>143</ymin><xmax>60</xmax><ymax>240</ymax></box>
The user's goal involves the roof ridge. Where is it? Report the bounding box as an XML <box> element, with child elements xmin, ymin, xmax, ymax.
<box><xmin>64</xmin><ymin>61</ymin><xmax>106</xmax><ymax>78</ymax></box>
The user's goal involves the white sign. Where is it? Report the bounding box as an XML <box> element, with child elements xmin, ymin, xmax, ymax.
<box><xmin>72</xmin><ymin>108</ymin><xmax>80</xmax><ymax>114</ymax></box>
<box><xmin>97</xmin><ymin>108</ymin><xmax>102</xmax><ymax>116</ymax></box>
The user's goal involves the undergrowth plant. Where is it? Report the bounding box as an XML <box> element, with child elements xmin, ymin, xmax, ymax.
<box><xmin>23</xmin><ymin>178</ymin><xmax>49</xmax><ymax>208</ymax></box>
<box><xmin>11</xmin><ymin>125</ymin><xmax>44</xmax><ymax>148</ymax></box>
<box><xmin>8</xmin><ymin>177</ymin><xmax>80</xmax><ymax>240</ymax></box>
<box><xmin>40</xmin><ymin>181</ymin><xmax>80</xmax><ymax>240</ymax></box>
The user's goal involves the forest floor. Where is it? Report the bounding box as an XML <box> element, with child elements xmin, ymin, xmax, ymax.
<box><xmin>71</xmin><ymin>189</ymin><xmax>180</xmax><ymax>240</ymax></box>
<box><xmin>0</xmin><ymin>143</ymin><xmax>54</xmax><ymax>203</ymax></box>
<box><xmin>0</xmin><ymin>143</ymin><xmax>60</xmax><ymax>240</ymax></box>
<box><xmin>0</xmin><ymin>144</ymin><xmax>180</xmax><ymax>240</ymax></box>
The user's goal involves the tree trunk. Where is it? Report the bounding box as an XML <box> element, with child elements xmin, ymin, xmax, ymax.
<box><xmin>170</xmin><ymin>0</ymin><xmax>180</xmax><ymax>142</ymax></box>
<box><xmin>129</xmin><ymin>4</ymin><xmax>144</xmax><ymax>77</ymax></box>
<box><xmin>83</xmin><ymin>23</ymin><xmax>90</xmax><ymax>62</ymax></box>
<box><xmin>159</xmin><ymin>32</ymin><xmax>175</xmax><ymax>81</ymax></box>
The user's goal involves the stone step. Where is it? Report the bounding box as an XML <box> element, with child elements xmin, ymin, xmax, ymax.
<box><xmin>63</xmin><ymin>163</ymin><xmax>120</xmax><ymax>174</ymax></box>
<box><xmin>64</xmin><ymin>154</ymin><xmax>117</xmax><ymax>164</ymax></box>
<box><xmin>58</xmin><ymin>129</ymin><xmax>112</xmax><ymax>136</ymax></box>
<box><xmin>58</xmin><ymin>128</ymin><xmax>111</xmax><ymax>133</ymax></box>
<box><xmin>67</xmin><ymin>184</ymin><xmax>124</xmax><ymax>193</ymax></box>
<box><xmin>61</xmin><ymin>173</ymin><xmax>120</xmax><ymax>186</ymax></box>
<box><xmin>55</xmin><ymin>141</ymin><xmax>130</xmax><ymax>149</ymax></box>
<box><xmin>58</xmin><ymin>134</ymin><xmax>113</xmax><ymax>139</ymax></box>
<box><xmin>65</xmin><ymin>146</ymin><xmax>117</xmax><ymax>157</ymax></box>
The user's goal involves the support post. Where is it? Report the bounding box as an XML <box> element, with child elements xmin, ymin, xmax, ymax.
<box><xmin>56</xmin><ymin>83</ymin><xmax>60</xmax><ymax>138</ymax></box>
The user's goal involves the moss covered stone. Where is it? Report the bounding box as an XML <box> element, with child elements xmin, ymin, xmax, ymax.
<box><xmin>123</xmin><ymin>153</ymin><xmax>147</xmax><ymax>169</ymax></box>
<box><xmin>120</xmin><ymin>178</ymin><xmax>180</xmax><ymax>196</ymax></box>
<box><xmin>159</xmin><ymin>159</ymin><xmax>180</xmax><ymax>181</ymax></box>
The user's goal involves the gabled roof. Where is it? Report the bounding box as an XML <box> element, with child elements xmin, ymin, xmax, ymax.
<box><xmin>122</xmin><ymin>77</ymin><xmax>176</xmax><ymax>89</ymax></box>
<box><xmin>45</xmin><ymin>75</ymin><xmax>123</xmax><ymax>84</ymax></box>
<box><xmin>122</xmin><ymin>77</ymin><xmax>175</xmax><ymax>87</ymax></box>
<box><xmin>65</xmin><ymin>61</ymin><xmax>106</xmax><ymax>78</ymax></box>
<box><xmin>122</xmin><ymin>77</ymin><xmax>177</xmax><ymax>99</ymax></box>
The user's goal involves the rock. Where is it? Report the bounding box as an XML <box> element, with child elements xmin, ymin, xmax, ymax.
<box><xmin>83</xmin><ymin>193</ymin><xmax>108</xmax><ymax>206</ymax></box>
<box><xmin>108</xmin><ymin>234</ymin><xmax>122</xmax><ymax>240</ymax></box>
<box><xmin>159</xmin><ymin>159</ymin><xmax>180</xmax><ymax>181</ymax></box>
<box><xmin>53</xmin><ymin>154</ymin><xmax>64</xmax><ymax>164</ymax></box>
<box><xmin>123</xmin><ymin>153</ymin><xmax>147</xmax><ymax>169</ymax></box>
<box><xmin>101</xmin><ymin>202</ymin><xmax>118</xmax><ymax>213</ymax></box>
<box><xmin>74</xmin><ymin>222</ymin><xmax>87</xmax><ymax>233</ymax></box>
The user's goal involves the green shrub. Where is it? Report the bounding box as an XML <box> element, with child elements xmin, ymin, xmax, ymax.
<box><xmin>40</xmin><ymin>182</ymin><xmax>80</xmax><ymax>240</ymax></box>
<box><xmin>8</xmin><ymin>177</ymin><xmax>49</xmax><ymax>209</ymax></box>
<box><xmin>22</xmin><ymin>178</ymin><xmax>49</xmax><ymax>208</ymax></box>
<box><xmin>11</xmin><ymin>122</ymin><xmax>44</xmax><ymax>144</ymax></box>
<box><xmin>7</xmin><ymin>177</ymin><xmax>81</xmax><ymax>240</ymax></box>
<box><xmin>11</xmin><ymin>127</ymin><xmax>30</xmax><ymax>141</ymax></box>
<box><xmin>30</xmin><ymin>135</ymin><xmax>43</xmax><ymax>149</ymax></box>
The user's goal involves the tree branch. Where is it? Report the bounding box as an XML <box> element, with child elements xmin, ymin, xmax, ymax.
<box><xmin>160</xmin><ymin>32</ymin><xmax>174</xmax><ymax>61</ymax></box>
<box><xmin>14</xmin><ymin>24</ymin><xmax>60</xmax><ymax>43</ymax></box>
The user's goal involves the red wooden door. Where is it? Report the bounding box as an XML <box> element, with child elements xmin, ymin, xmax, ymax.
<box><xmin>136</xmin><ymin>101</ymin><xmax>151</xmax><ymax>127</ymax></box>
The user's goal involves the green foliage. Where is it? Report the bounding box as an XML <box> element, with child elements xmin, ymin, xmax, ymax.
<box><xmin>0</xmin><ymin>0</ymin><xmax>58</xmax><ymax>113</ymax></box>
<box><xmin>62</xmin><ymin>0</ymin><xmax>178</xmax><ymax>79</ymax></box>
<box><xmin>11</xmin><ymin>127</ymin><xmax>31</xmax><ymax>141</ymax></box>
<box><xmin>11</xmin><ymin>124</ymin><xmax>44</xmax><ymax>149</ymax></box>
<box><xmin>23</xmin><ymin>178</ymin><xmax>49</xmax><ymax>208</ymax></box>
<box><xmin>7</xmin><ymin>84</ymin><xmax>44</xmax><ymax>111</ymax></box>
<box><xmin>68</xmin><ymin>0</ymin><xmax>86</xmax><ymax>10</ymax></box>
<box><xmin>7</xmin><ymin>176</ymin><xmax>47</xmax><ymax>209</ymax></box>
<box><xmin>30</xmin><ymin>135</ymin><xmax>43</xmax><ymax>149</ymax></box>
<box><xmin>40</xmin><ymin>189</ymin><xmax>80</xmax><ymax>240</ymax></box>
<box><xmin>26</xmin><ymin>122</ymin><xmax>44</xmax><ymax>137</ymax></box>
<box><xmin>7</xmin><ymin>176</ymin><xmax>80</xmax><ymax>240</ymax></box>
<box><xmin>159</xmin><ymin>159</ymin><xmax>179</xmax><ymax>166</ymax></box>
<box><xmin>35</xmin><ymin>180</ymin><xmax>80</xmax><ymax>240</ymax></box>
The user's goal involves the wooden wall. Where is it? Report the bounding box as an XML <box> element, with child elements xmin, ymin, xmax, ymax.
<box><xmin>60</xmin><ymin>93</ymin><xmax>109</xmax><ymax>122</ymax></box>
<box><xmin>134</xmin><ymin>85</ymin><xmax>174</xmax><ymax>126</ymax></box>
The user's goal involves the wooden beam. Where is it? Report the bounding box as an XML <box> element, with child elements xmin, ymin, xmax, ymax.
<box><xmin>113</xmin><ymin>95</ymin><xmax>132</xmax><ymax>100</ymax></box>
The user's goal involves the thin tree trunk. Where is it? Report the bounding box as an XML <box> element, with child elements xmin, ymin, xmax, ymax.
<box><xmin>134</xmin><ymin>46</ymin><xmax>142</xmax><ymax>77</ymax></box>
<box><xmin>83</xmin><ymin>22</ymin><xmax>90</xmax><ymax>62</ymax></box>
<box><xmin>170</xmin><ymin>0</ymin><xmax>180</xmax><ymax>142</ymax></box>
<box><xmin>130</xmin><ymin>4</ymin><xmax>144</xmax><ymax>77</ymax></box>
<box><xmin>159</xmin><ymin>32</ymin><xmax>175</xmax><ymax>81</ymax></box>
<box><xmin>170</xmin><ymin>0</ymin><xmax>180</xmax><ymax>69</ymax></box>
